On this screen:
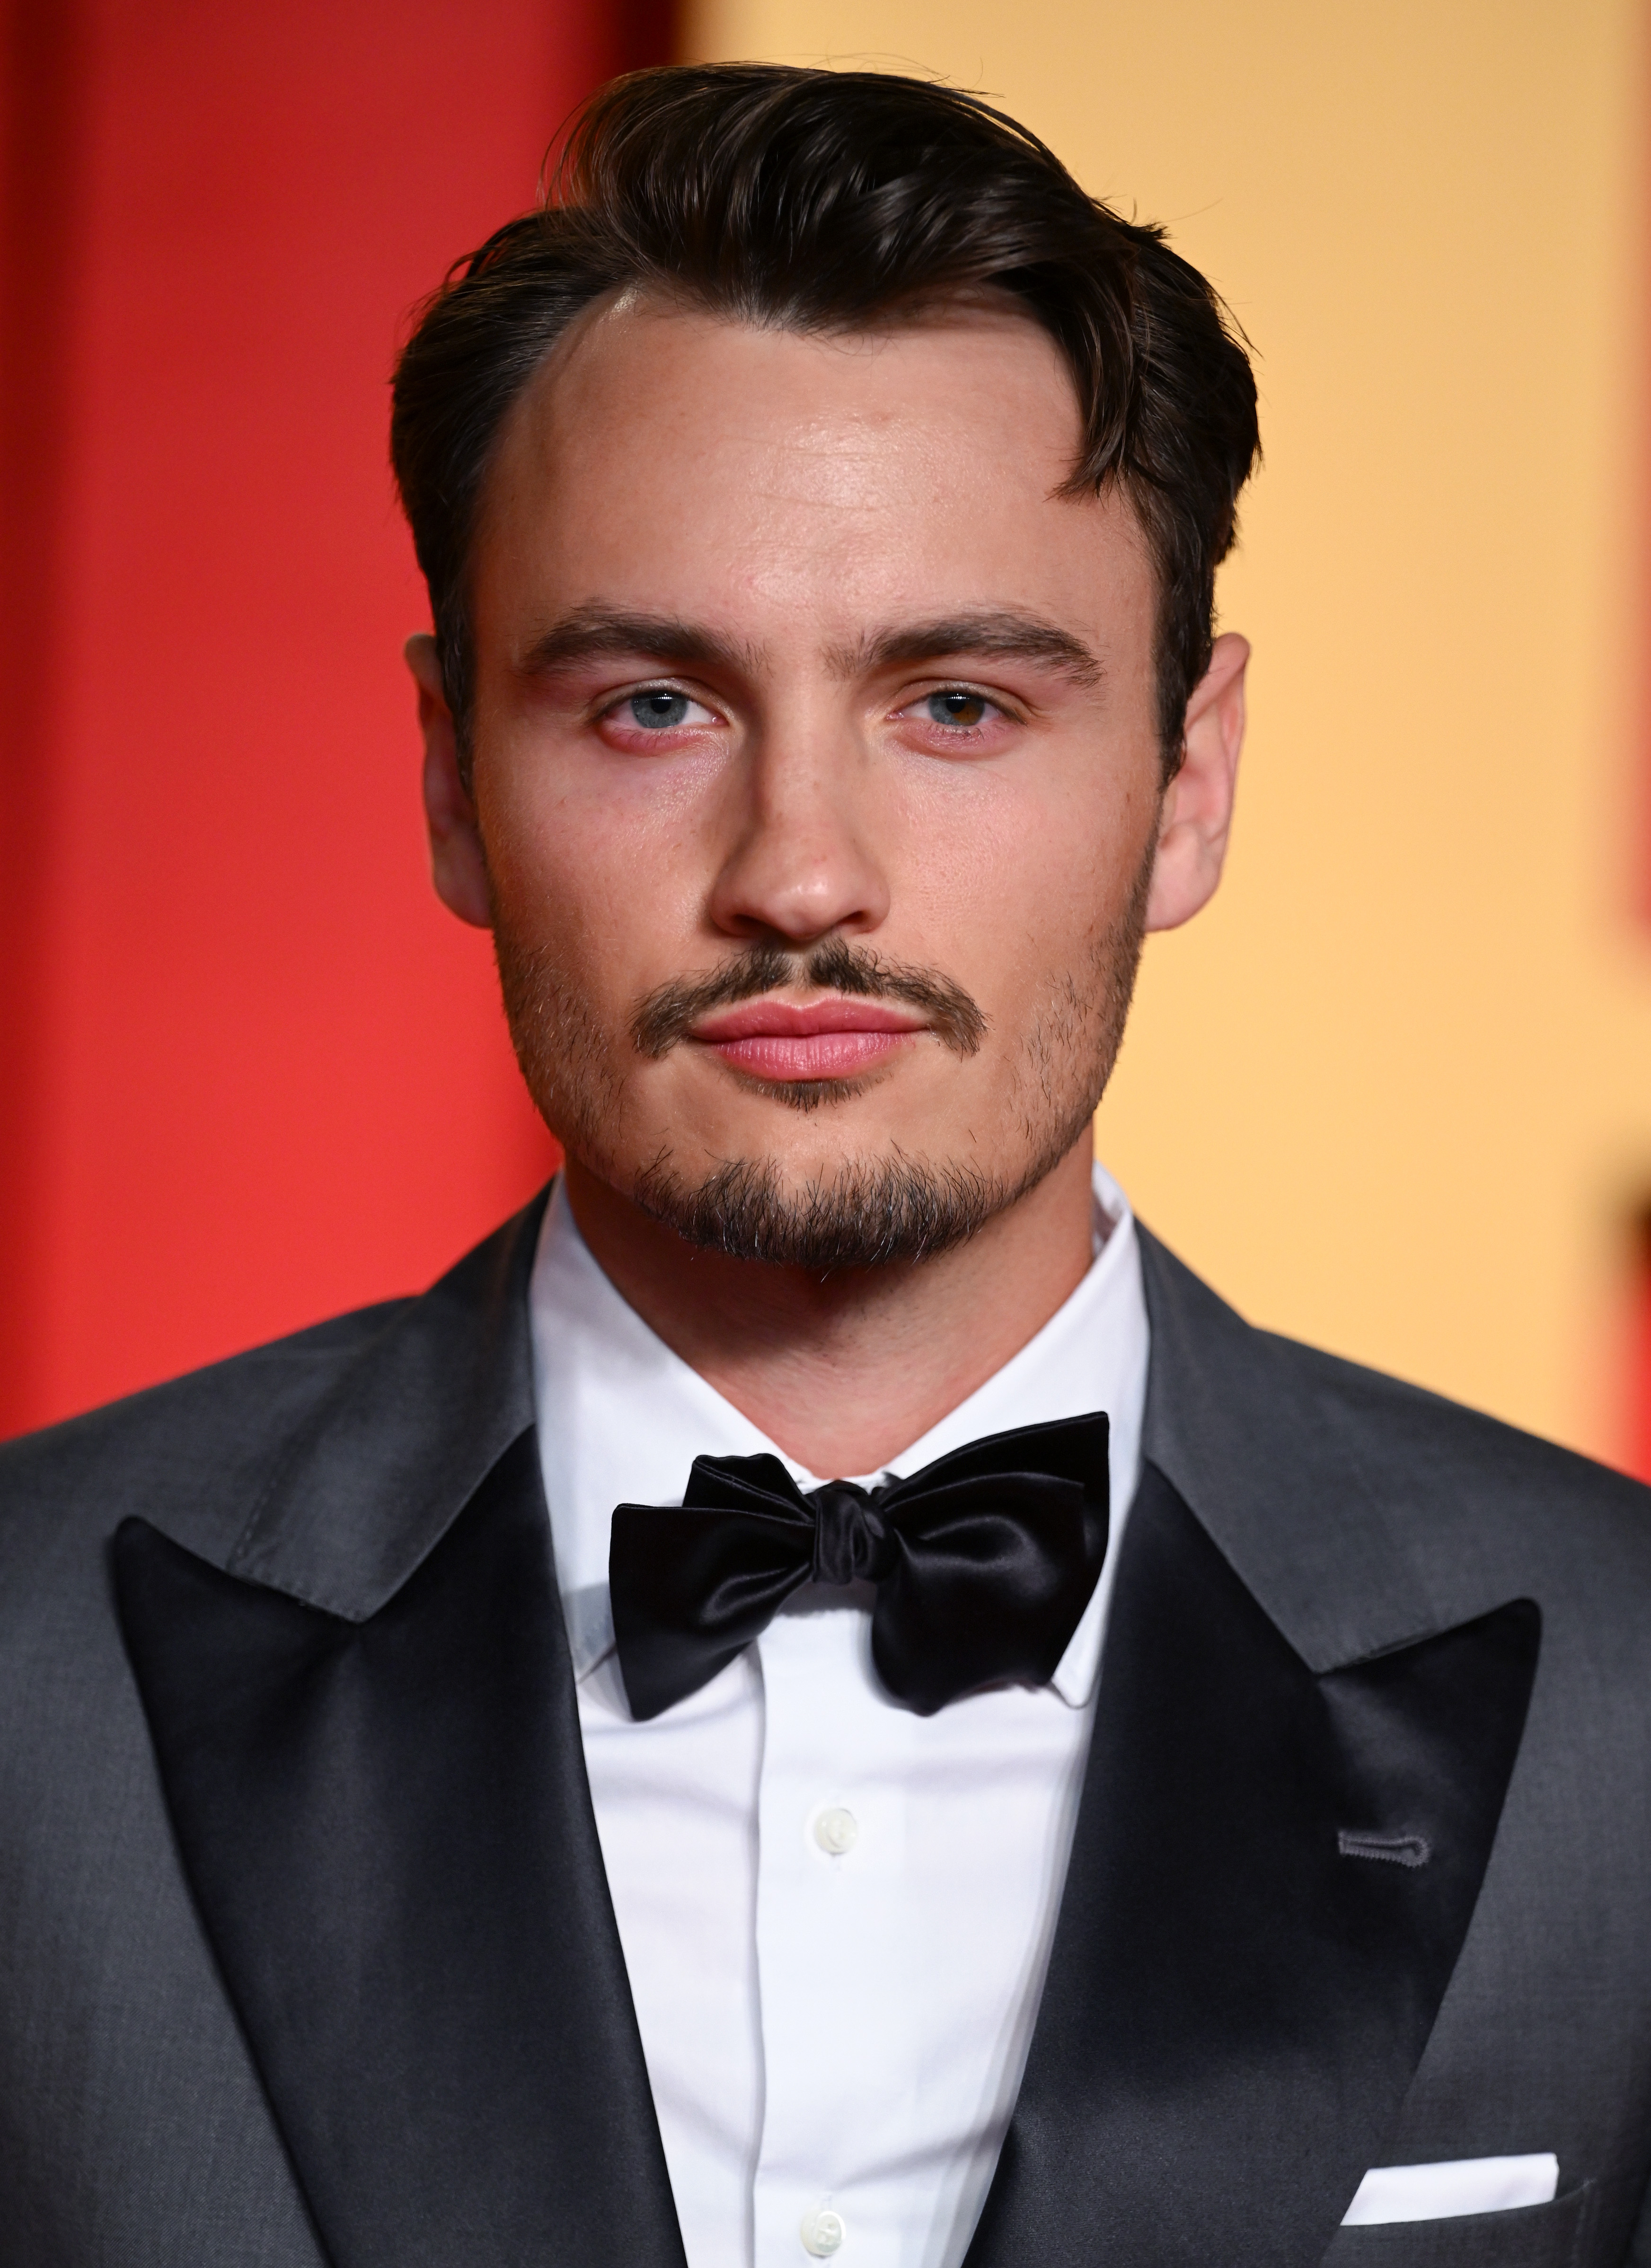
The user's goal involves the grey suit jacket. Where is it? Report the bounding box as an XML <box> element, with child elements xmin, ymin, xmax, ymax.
<box><xmin>3</xmin><ymin>1191</ymin><xmax>1650</xmax><ymax>2268</ymax></box>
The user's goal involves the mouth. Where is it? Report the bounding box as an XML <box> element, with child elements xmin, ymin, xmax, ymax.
<box><xmin>688</xmin><ymin>996</ymin><xmax>927</xmax><ymax>1082</ymax></box>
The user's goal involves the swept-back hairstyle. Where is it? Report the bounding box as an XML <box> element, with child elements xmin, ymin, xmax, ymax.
<box><xmin>390</xmin><ymin>63</ymin><xmax>1259</xmax><ymax>781</ymax></box>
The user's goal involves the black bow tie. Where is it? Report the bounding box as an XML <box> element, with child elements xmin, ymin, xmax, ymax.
<box><xmin>609</xmin><ymin>1412</ymin><xmax>1109</xmax><ymax>1721</ymax></box>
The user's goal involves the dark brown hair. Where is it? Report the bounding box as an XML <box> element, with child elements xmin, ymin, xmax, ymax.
<box><xmin>390</xmin><ymin>63</ymin><xmax>1259</xmax><ymax>780</ymax></box>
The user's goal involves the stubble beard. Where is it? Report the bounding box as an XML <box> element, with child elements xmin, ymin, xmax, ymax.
<box><xmin>492</xmin><ymin>848</ymin><xmax>1154</xmax><ymax>1274</ymax></box>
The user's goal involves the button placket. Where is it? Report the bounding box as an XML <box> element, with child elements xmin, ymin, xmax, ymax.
<box><xmin>752</xmin><ymin>1610</ymin><xmax>910</xmax><ymax>2267</ymax></box>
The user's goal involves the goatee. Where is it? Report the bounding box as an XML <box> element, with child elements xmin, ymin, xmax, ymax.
<box><xmin>492</xmin><ymin>846</ymin><xmax>1152</xmax><ymax>1273</ymax></box>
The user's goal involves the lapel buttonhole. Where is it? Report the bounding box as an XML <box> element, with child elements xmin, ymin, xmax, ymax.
<box><xmin>1338</xmin><ymin>1829</ymin><xmax>1432</xmax><ymax>1868</ymax></box>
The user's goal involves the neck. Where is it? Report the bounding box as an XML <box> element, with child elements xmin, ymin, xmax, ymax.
<box><xmin>561</xmin><ymin>1139</ymin><xmax>1098</xmax><ymax>1476</ymax></box>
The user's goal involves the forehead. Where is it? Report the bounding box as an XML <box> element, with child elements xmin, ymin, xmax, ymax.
<box><xmin>472</xmin><ymin>295</ymin><xmax>1152</xmax><ymax>649</ymax></box>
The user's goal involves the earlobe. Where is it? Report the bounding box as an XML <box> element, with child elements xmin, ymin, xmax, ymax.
<box><xmin>407</xmin><ymin>633</ymin><xmax>493</xmax><ymax>931</ymax></box>
<box><xmin>1143</xmin><ymin>631</ymin><xmax>1248</xmax><ymax>935</ymax></box>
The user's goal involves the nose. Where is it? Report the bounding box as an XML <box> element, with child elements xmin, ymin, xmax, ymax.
<box><xmin>706</xmin><ymin>712</ymin><xmax>891</xmax><ymax>947</ymax></box>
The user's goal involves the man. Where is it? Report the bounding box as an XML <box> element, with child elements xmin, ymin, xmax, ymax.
<box><xmin>3</xmin><ymin>59</ymin><xmax>1649</xmax><ymax>2268</ymax></box>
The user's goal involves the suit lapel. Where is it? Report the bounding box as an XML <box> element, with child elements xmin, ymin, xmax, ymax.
<box><xmin>967</xmin><ymin>1231</ymin><xmax>1541</xmax><ymax>2268</ymax></box>
<box><xmin>113</xmin><ymin>1195</ymin><xmax>686</xmax><ymax>2268</ymax></box>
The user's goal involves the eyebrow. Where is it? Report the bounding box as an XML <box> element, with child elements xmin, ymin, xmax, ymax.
<box><xmin>831</xmin><ymin>613</ymin><xmax>1104</xmax><ymax>688</ymax></box>
<box><xmin>518</xmin><ymin>608</ymin><xmax>759</xmax><ymax>679</ymax></box>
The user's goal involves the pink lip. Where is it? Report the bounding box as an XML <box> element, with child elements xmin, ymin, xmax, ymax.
<box><xmin>691</xmin><ymin>996</ymin><xmax>925</xmax><ymax>1082</ymax></box>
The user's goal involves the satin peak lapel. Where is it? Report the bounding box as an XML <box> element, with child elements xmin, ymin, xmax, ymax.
<box><xmin>966</xmin><ymin>1465</ymin><xmax>1538</xmax><ymax>2268</ymax></box>
<box><xmin>114</xmin><ymin>1429</ymin><xmax>686</xmax><ymax>2268</ymax></box>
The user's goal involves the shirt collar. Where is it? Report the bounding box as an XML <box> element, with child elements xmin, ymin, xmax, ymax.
<box><xmin>529</xmin><ymin>1161</ymin><xmax>1149</xmax><ymax>1709</ymax></box>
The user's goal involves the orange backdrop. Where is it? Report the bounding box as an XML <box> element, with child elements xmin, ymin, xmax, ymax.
<box><xmin>0</xmin><ymin>0</ymin><xmax>678</xmax><ymax>1438</ymax></box>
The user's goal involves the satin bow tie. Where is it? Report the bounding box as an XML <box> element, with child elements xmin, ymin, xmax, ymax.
<box><xmin>609</xmin><ymin>1412</ymin><xmax>1109</xmax><ymax>1721</ymax></box>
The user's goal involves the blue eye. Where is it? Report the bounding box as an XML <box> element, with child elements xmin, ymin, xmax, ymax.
<box><xmin>926</xmin><ymin>690</ymin><xmax>990</xmax><ymax>728</ymax></box>
<box><xmin>628</xmin><ymin>690</ymin><xmax>692</xmax><ymax>729</ymax></box>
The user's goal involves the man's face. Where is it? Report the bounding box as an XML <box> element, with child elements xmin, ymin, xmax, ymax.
<box><xmin>435</xmin><ymin>295</ymin><xmax>1224</xmax><ymax>1264</ymax></box>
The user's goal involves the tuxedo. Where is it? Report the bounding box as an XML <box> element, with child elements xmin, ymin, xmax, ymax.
<box><xmin>4</xmin><ymin>1187</ymin><xmax>1651</xmax><ymax>2267</ymax></box>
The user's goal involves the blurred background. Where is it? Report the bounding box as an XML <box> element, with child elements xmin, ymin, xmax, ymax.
<box><xmin>2</xmin><ymin>0</ymin><xmax>1648</xmax><ymax>1470</ymax></box>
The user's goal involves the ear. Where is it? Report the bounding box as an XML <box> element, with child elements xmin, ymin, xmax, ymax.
<box><xmin>407</xmin><ymin>634</ymin><xmax>492</xmax><ymax>930</ymax></box>
<box><xmin>1144</xmin><ymin>631</ymin><xmax>1248</xmax><ymax>935</ymax></box>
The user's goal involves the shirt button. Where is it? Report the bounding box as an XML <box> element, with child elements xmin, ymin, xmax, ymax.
<box><xmin>801</xmin><ymin>2206</ymin><xmax>846</xmax><ymax>2256</ymax></box>
<box><xmin>812</xmin><ymin>1806</ymin><xmax>858</xmax><ymax>1856</ymax></box>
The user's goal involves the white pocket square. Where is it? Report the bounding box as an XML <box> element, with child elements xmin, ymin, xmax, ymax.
<box><xmin>1341</xmin><ymin>2154</ymin><xmax>1560</xmax><ymax>2225</ymax></box>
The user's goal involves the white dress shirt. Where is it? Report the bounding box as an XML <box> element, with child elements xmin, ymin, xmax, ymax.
<box><xmin>529</xmin><ymin>1163</ymin><xmax>1149</xmax><ymax>2268</ymax></box>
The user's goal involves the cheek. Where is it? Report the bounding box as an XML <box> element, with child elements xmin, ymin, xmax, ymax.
<box><xmin>477</xmin><ymin>758</ymin><xmax>705</xmax><ymax>992</ymax></box>
<box><xmin>891</xmin><ymin>761</ymin><xmax>1157</xmax><ymax>996</ymax></box>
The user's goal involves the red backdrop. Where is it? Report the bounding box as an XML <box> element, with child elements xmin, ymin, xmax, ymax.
<box><xmin>0</xmin><ymin>0</ymin><xmax>672</xmax><ymax>1438</ymax></box>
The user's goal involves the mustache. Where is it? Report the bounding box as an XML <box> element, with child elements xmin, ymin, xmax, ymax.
<box><xmin>630</xmin><ymin>937</ymin><xmax>988</xmax><ymax>1061</ymax></box>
